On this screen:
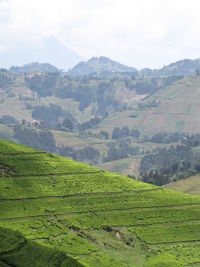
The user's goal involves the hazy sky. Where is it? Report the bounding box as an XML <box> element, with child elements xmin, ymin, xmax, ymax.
<box><xmin>1</xmin><ymin>0</ymin><xmax>200</xmax><ymax>69</ymax></box>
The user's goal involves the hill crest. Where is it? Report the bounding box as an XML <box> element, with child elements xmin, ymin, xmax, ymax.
<box><xmin>69</xmin><ymin>56</ymin><xmax>137</xmax><ymax>77</ymax></box>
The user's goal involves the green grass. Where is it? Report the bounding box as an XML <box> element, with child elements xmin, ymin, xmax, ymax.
<box><xmin>1</xmin><ymin>139</ymin><xmax>200</xmax><ymax>266</ymax></box>
<box><xmin>0</xmin><ymin>227</ymin><xmax>82</xmax><ymax>267</ymax></box>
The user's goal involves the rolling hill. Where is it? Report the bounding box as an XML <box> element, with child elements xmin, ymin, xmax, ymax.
<box><xmin>1</xmin><ymin>139</ymin><xmax>200</xmax><ymax>266</ymax></box>
<box><xmin>9</xmin><ymin>62</ymin><xmax>59</xmax><ymax>74</ymax></box>
<box><xmin>97</xmin><ymin>75</ymin><xmax>200</xmax><ymax>135</ymax></box>
<box><xmin>140</xmin><ymin>58</ymin><xmax>200</xmax><ymax>77</ymax></box>
<box><xmin>164</xmin><ymin>174</ymin><xmax>200</xmax><ymax>196</ymax></box>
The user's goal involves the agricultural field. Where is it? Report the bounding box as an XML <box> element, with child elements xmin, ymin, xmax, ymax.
<box><xmin>1</xmin><ymin>139</ymin><xmax>200</xmax><ymax>266</ymax></box>
<box><xmin>164</xmin><ymin>174</ymin><xmax>200</xmax><ymax>196</ymax></box>
<box><xmin>96</xmin><ymin>76</ymin><xmax>200</xmax><ymax>135</ymax></box>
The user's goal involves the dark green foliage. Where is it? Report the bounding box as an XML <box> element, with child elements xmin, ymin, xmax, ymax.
<box><xmin>130</xmin><ymin>129</ymin><xmax>140</xmax><ymax>139</ymax></box>
<box><xmin>182</xmin><ymin>133</ymin><xmax>200</xmax><ymax>147</ymax></box>
<box><xmin>103</xmin><ymin>140</ymin><xmax>139</xmax><ymax>162</ymax></box>
<box><xmin>96</xmin><ymin>82</ymin><xmax>120</xmax><ymax>116</ymax></box>
<box><xmin>112</xmin><ymin>127</ymin><xmax>121</xmax><ymax>139</ymax></box>
<box><xmin>126</xmin><ymin>76</ymin><xmax>183</xmax><ymax>95</ymax></box>
<box><xmin>140</xmin><ymin>133</ymin><xmax>200</xmax><ymax>186</ymax></box>
<box><xmin>58</xmin><ymin>145</ymin><xmax>100</xmax><ymax>163</ymax></box>
<box><xmin>112</xmin><ymin>127</ymin><xmax>140</xmax><ymax>140</ymax></box>
<box><xmin>140</xmin><ymin>143</ymin><xmax>200</xmax><ymax>185</ymax></box>
<box><xmin>0</xmin><ymin>115</ymin><xmax>19</xmax><ymax>125</ymax></box>
<box><xmin>0</xmin><ymin>227</ymin><xmax>82</xmax><ymax>267</ymax></box>
<box><xmin>99</xmin><ymin>130</ymin><xmax>109</xmax><ymax>139</ymax></box>
<box><xmin>32</xmin><ymin>104</ymin><xmax>76</xmax><ymax>129</ymax></box>
<box><xmin>79</xmin><ymin>117</ymin><xmax>101</xmax><ymax>131</ymax></box>
<box><xmin>77</xmin><ymin>86</ymin><xmax>94</xmax><ymax>111</ymax></box>
<box><xmin>62</xmin><ymin>118</ymin><xmax>74</xmax><ymax>131</ymax></box>
<box><xmin>151</xmin><ymin>132</ymin><xmax>185</xmax><ymax>144</ymax></box>
<box><xmin>77</xmin><ymin>146</ymin><xmax>100</xmax><ymax>163</ymax></box>
<box><xmin>58</xmin><ymin>146</ymin><xmax>77</xmax><ymax>160</ymax></box>
<box><xmin>13</xmin><ymin>126</ymin><xmax>56</xmax><ymax>152</ymax></box>
<box><xmin>25</xmin><ymin>73</ymin><xmax>59</xmax><ymax>96</ymax></box>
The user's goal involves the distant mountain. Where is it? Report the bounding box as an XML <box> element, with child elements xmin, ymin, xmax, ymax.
<box><xmin>9</xmin><ymin>62</ymin><xmax>59</xmax><ymax>74</ymax></box>
<box><xmin>140</xmin><ymin>58</ymin><xmax>200</xmax><ymax>77</ymax></box>
<box><xmin>68</xmin><ymin>56</ymin><xmax>137</xmax><ymax>77</ymax></box>
<box><xmin>0</xmin><ymin>37</ymin><xmax>82</xmax><ymax>70</ymax></box>
<box><xmin>158</xmin><ymin>58</ymin><xmax>200</xmax><ymax>76</ymax></box>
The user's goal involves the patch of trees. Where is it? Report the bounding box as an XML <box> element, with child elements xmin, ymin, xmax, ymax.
<box><xmin>112</xmin><ymin>127</ymin><xmax>140</xmax><ymax>140</ymax></box>
<box><xmin>75</xmin><ymin>86</ymin><xmax>94</xmax><ymax>111</ymax></box>
<box><xmin>138</xmin><ymin>100</ymin><xmax>159</xmax><ymax>109</ymax></box>
<box><xmin>58</xmin><ymin>145</ymin><xmax>100</xmax><ymax>163</ymax></box>
<box><xmin>182</xmin><ymin>134</ymin><xmax>200</xmax><ymax>147</ymax></box>
<box><xmin>151</xmin><ymin>132</ymin><xmax>185</xmax><ymax>144</ymax></box>
<box><xmin>25</xmin><ymin>73</ymin><xmax>125</xmax><ymax>115</ymax></box>
<box><xmin>0</xmin><ymin>115</ymin><xmax>19</xmax><ymax>125</ymax></box>
<box><xmin>96</xmin><ymin>82</ymin><xmax>120</xmax><ymax>116</ymax></box>
<box><xmin>58</xmin><ymin>146</ymin><xmax>78</xmax><ymax>160</ymax></box>
<box><xmin>103</xmin><ymin>139</ymin><xmax>139</xmax><ymax>162</ymax></box>
<box><xmin>25</xmin><ymin>73</ymin><xmax>59</xmax><ymax>96</ymax></box>
<box><xmin>32</xmin><ymin>104</ymin><xmax>77</xmax><ymax>130</ymax></box>
<box><xmin>140</xmin><ymin>142</ymin><xmax>200</xmax><ymax>186</ymax></box>
<box><xmin>99</xmin><ymin>130</ymin><xmax>109</xmax><ymax>139</ymax></box>
<box><xmin>56</xmin><ymin>84</ymin><xmax>95</xmax><ymax>111</ymax></box>
<box><xmin>126</xmin><ymin>76</ymin><xmax>183</xmax><ymax>95</ymax></box>
<box><xmin>13</xmin><ymin>126</ymin><xmax>56</xmax><ymax>152</ymax></box>
<box><xmin>32</xmin><ymin>104</ymin><xmax>103</xmax><ymax>132</ymax></box>
<box><xmin>79</xmin><ymin>117</ymin><xmax>101</xmax><ymax>131</ymax></box>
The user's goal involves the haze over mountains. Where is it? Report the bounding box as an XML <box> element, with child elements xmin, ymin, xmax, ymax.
<box><xmin>5</xmin><ymin>54</ymin><xmax>200</xmax><ymax>78</ymax></box>
<box><xmin>0</xmin><ymin>37</ymin><xmax>82</xmax><ymax>70</ymax></box>
<box><xmin>1</xmin><ymin>54</ymin><xmax>200</xmax><ymax>185</ymax></box>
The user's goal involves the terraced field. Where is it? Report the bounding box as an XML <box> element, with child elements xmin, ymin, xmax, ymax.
<box><xmin>1</xmin><ymin>139</ymin><xmax>200</xmax><ymax>266</ymax></box>
<box><xmin>96</xmin><ymin>75</ymin><xmax>200</xmax><ymax>135</ymax></box>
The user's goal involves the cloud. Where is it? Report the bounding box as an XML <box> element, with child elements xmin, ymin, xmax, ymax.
<box><xmin>1</xmin><ymin>0</ymin><xmax>200</xmax><ymax>68</ymax></box>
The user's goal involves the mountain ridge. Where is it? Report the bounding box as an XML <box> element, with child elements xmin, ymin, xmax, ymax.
<box><xmin>9</xmin><ymin>62</ymin><xmax>59</xmax><ymax>74</ymax></box>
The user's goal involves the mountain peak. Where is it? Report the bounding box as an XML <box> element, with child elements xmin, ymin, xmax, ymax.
<box><xmin>69</xmin><ymin>56</ymin><xmax>137</xmax><ymax>77</ymax></box>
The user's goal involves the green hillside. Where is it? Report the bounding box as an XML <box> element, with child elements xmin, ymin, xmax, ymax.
<box><xmin>1</xmin><ymin>139</ymin><xmax>200</xmax><ymax>266</ymax></box>
<box><xmin>97</xmin><ymin>75</ymin><xmax>200</xmax><ymax>135</ymax></box>
<box><xmin>164</xmin><ymin>174</ymin><xmax>200</xmax><ymax>196</ymax></box>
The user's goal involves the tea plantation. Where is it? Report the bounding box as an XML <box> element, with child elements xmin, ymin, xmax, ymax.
<box><xmin>1</xmin><ymin>139</ymin><xmax>200</xmax><ymax>266</ymax></box>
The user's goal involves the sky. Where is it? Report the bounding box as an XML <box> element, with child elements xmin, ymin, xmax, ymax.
<box><xmin>1</xmin><ymin>0</ymin><xmax>200</xmax><ymax>69</ymax></box>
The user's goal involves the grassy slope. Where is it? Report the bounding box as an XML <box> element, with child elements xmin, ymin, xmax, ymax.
<box><xmin>97</xmin><ymin>75</ymin><xmax>200</xmax><ymax>135</ymax></box>
<box><xmin>164</xmin><ymin>175</ymin><xmax>200</xmax><ymax>196</ymax></box>
<box><xmin>0</xmin><ymin>75</ymin><xmax>91</xmax><ymax>124</ymax></box>
<box><xmin>1</xmin><ymin>139</ymin><xmax>200</xmax><ymax>266</ymax></box>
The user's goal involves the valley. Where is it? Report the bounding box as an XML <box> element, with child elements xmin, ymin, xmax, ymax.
<box><xmin>1</xmin><ymin>57</ymin><xmax>200</xmax><ymax>185</ymax></box>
